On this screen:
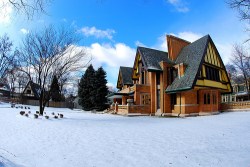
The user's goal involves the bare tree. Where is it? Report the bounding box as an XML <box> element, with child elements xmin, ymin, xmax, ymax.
<box><xmin>51</xmin><ymin>45</ymin><xmax>92</xmax><ymax>95</ymax></box>
<box><xmin>230</xmin><ymin>44</ymin><xmax>250</xmax><ymax>95</ymax></box>
<box><xmin>0</xmin><ymin>0</ymin><xmax>51</xmax><ymax>20</ymax></box>
<box><xmin>18</xmin><ymin>25</ymin><xmax>91</xmax><ymax>115</ymax></box>
<box><xmin>0</xmin><ymin>34</ymin><xmax>16</xmax><ymax>79</ymax></box>
<box><xmin>228</xmin><ymin>0</ymin><xmax>250</xmax><ymax>21</ymax></box>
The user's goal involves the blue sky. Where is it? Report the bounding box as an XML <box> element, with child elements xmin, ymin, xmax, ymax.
<box><xmin>0</xmin><ymin>0</ymin><xmax>247</xmax><ymax>89</ymax></box>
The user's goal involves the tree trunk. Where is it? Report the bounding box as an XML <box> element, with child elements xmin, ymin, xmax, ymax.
<box><xmin>39</xmin><ymin>95</ymin><xmax>45</xmax><ymax>115</ymax></box>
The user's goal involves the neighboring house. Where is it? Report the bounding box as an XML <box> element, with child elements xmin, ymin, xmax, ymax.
<box><xmin>222</xmin><ymin>83</ymin><xmax>249</xmax><ymax>102</ymax></box>
<box><xmin>22</xmin><ymin>81</ymin><xmax>41</xmax><ymax>100</ymax></box>
<box><xmin>108</xmin><ymin>66</ymin><xmax>134</xmax><ymax>105</ymax></box>
<box><xmin>108</xmin><ymin>34</ymin><xmax>232</xmax><ymax>116</ymax></box>
<box><xmin>0</xmin><ymin>78</ymin><xmax>10</xmax><ymax>98</ymax></box>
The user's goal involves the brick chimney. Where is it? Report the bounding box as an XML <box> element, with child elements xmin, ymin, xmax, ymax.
<box><xmin>167</xmin><ymin>35</ymin><xmax>191</xmax><ymax>61</ymax></box>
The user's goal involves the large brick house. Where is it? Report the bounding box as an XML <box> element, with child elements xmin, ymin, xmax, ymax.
<box><xmin>108</xmin><ymin>35</ymin><xmax>232</xmax><ymax>116</ymax></box>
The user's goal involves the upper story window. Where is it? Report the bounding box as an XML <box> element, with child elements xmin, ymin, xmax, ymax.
<box><xmin>170</xmin><ymin>67</ymin><xmax>178</xmax><ymax>84</ymax></box>
<box><xmin>141</xmin><ymin>71</ymin><xmax>144</xmax><ymax>84</ymax></box>
<box><xmin>27</xmin><ymin>90</ymin><xmax>31</xmax><ymax>94</ymax></box>
<box><xmin>156</xmin><ymin>73</ymin><xmax>160</xmax><ymax>85</ymax></box>
<box><xmin>205</xmin><ymin>65</ymin><xmax>220</xmax><ymax>82</ymax></box>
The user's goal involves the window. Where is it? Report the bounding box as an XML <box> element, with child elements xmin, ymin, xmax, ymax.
<box><xmin>141</xmin><ymin>71</ymin><xmax>144</xmax><ymax>84</ymax></box>
<box><xmin>204</xmin><ymin>93</ymin><xmax>210</xmax><ymax>104</ymax></box>
<box><xmin>141</xmin><ymin>94</ymin><xmax>151</xmax><ymax>105</ymax></box>
<box><xmin>170</xmin><ymin>67</ymin><xmax>178</xmax><ymax>83</ymax></box>
<box><xmin>204</xmin><ymin>94</ymin><xmax>207</xmax><ymax>104</ymax></box>
<box><xmin>156</xmin><ymin>73</ymin><xmax>160</xmax><ymax>85</ymax></box>
<box><xmin>207</xmin><ymin>93</ymin><xmax>210</xmax><ymax>104</ymax></box>
<box><xmin>213</xmin><ymin>94</ymin><xmax>217</xmax><ymax>104</ymax></box>
<box><xmin>171</xmin><ymin>93</ymin><xmax>177</xmax><ymax>110</ymax></box>
<box><xmin>205</xmin><ymin>65</ymin><xmax>220</xmax><ymax>82</ymax></box>
<box><xmin>197</xmin><ymin>91</ymin><xmax>199</xmax><ymax>104</ymax></box>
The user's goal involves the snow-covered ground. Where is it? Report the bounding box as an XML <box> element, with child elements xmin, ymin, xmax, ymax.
<box><xmin>0</xmin><ymin>102</ymin><xmax>250</xmax><ymax>167</ymax></box>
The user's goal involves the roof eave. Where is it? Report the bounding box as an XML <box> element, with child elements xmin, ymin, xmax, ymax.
<box><xmin>165</xmin><ymin>87</ymin><xmax>192</xmax><ymax>94</ymax></box>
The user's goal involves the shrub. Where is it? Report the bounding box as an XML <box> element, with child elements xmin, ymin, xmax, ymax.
<box><xmin>25</xmin><ymin>113</ymin><xmax>29</xmax><ymax>117</ymax></box>
<box><xmin>34</xmin><ymin>114</ymin><xmax>39</xmax><ymax>119</ymax></box>
<box><xmin>20</xmin><ymin>111</ymin><xmax>25</xmax><ymax>115</ymax></box>
<box><xmin>28</xmin><ymin>111</ymin><xmax>31</xmax><ymax>114</ymax></box>
<box><xmin>45</xmin><ymin>116</ymin><xmax>49</xmax><ymax>119</ymax></box>
<box><xmin>36</xmin><ymin>111</ymin><xmax>39</xmax><ymax>114</ymax></box>
<box><xmin>51</xmin><ymin>112</ymin><xmax>55</xmax><ymax>115</ymax></box>
<box><xmin>59</xmin><ymin>114</ymin><xmax>63</xmax><ymax>118</ymax></box>
<box><xmin>54</xmin><ymin>116</ymin><xmax>58</xmax><ymax>119</ymax></box>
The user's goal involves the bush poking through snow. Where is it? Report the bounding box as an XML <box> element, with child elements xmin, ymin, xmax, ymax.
<box><xmin>25</xmin><ymin>107</ymin><xmax>27</xmax><ymax>109</ymax></box>
<box><xmin>28</xmin><ymin>107</ymin><xmax>30</xmax><ymax>109</ymax></box>
<box><xmin>54</xmin><ymin>116</ymin><xmax>58</xmax><ymax>119</ymax></box>
<box><xmin>59</xmin><ymin>114</ymin><xmax>63</xmax><ymax>118</ymax></box>
<box><xmin>36</xmin><ymin>111</ymin><xmax>39</xmax><ymax>114</ymax></box>
<box><xmin>20</xmin><ymin>106</ymin><xmax>23</xmax><ymax>109</ymax></box>
<box><xmin>25</xmin><ymin>113</ymin><xmax>29</xmax><ymax>117</ymax></box>
<box><xmin>45</xmin><ymin>116</ymin><xmax>49</xmax><ymax>119</ymax></box>
<box><xmin>44</xmin><ymin>112</ymin><xmax>46</xmax><ymax>115</ymax></box>
<box><xmin>34</xmin><ymin>114</ymin><xmax>39</xmax><ymax>119</ymax></box>
<box><xmin>20</xmin><ymin>111</ymin><xmax>25</xmax><ymax>115</ymax></box>
<box><xmin>28</xmin><ymin>111</ymin><xmax>31</xmax><ymax>114</ymax></box>
<box><xmin>52</xmin><ymin>112</ymin><xmax>55</xmax><ymax>115</ymax></box>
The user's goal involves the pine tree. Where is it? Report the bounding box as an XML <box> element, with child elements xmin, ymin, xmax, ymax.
<box><xmin>50</xmin><ymin>75</ymin><xmax>61</xmax><ymax>102</ymax></box>
<box><xmin>94</xmin><ymin>67</ymin><xmax>109</xmax><ymax>111</ymax></box>
<box><xmin>78</xmin><ymin>64</ymin><xmax>96</xmax><ymax>110</ymax></box>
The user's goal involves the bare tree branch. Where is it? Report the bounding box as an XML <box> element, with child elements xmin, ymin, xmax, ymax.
<box><xmin>0</xmin><ymin>0</ymin><xmax>51</xmax><ymax>20</ymax></box>
<box><xmin>17</xmin><ymin>25</ymin><xmax>91</xmax><ymax>114</ymax></box>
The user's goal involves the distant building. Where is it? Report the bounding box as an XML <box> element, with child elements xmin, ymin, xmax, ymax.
<box><xmin>22</xmin><ymin>81</ymin><xmax>41</xmax><ymax>100</ymax></box>
<box><xmin>222</xmin><ymin>83</ymin><xmax>249</xmax><ymax>102</ymax></box>
<box><xmin>0</xmin><ymin>78</ymin><xmax>10</xmax><ymax>98</ymax></box>
<box><xmin>108</xmin><ymin>34</ymin><xmax>232</xmax><ymax>116</ymax></box>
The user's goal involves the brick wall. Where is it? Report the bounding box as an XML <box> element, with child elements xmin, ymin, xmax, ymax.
<box><xmin>128</xmin><ymin>105</ymin><xmax>151</xmax><ymax>114</ymax></box>
<box><xmin>221</xmin><ymin>101</ymin><xmax>250</xmax><ymax>110</ymax></box>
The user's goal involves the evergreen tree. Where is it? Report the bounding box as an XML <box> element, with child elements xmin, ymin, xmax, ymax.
<box><xmin>78</xmin><ymin>64</ymin><xmax>96</xmax><ymax>110</ymax></box>
<box><xmin>50</xmin><ymin>75</ymin><xmax>61</xmax><ymax>102</ymax></box>
<box><xmin>94</xmin><ymin>67</ymin><xmax>109</xmax><ymax>111</ymax></box>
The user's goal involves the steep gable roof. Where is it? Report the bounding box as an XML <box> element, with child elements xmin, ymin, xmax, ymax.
<box><xmin>137</xmin><ymin>47</ymin><xmax>174</xmax><ymax>71</ymax></box>
<box><xmin>117</xmin><ymin>66</ymin><xmax>133</xmax><ymax>89</ymax></box>
<box><xmin>166</xmin><ymin>35</ymin><xmax>210</xmax><ymax>93</ymax></box>
<box><xmin>120</xmin><ymin>66</ymin><xmax>133</xmax><ymax>85</ymax></box>
<box><xmin>23</xmin><ymin>81</ymin><xmax>41</xmax><ymax>99</ymax></box>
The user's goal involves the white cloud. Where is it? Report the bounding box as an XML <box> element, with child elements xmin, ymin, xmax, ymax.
<box><xmin>0</xmin><ymin>0</ymin><xmax>13</xmax><ymax>25</ymax></box>
<box><xmin>135</xmin><ymin>41</ymin><xmax>146</xmax><ymax>47</ymax></box>
<box><xmin>20</xmin><ymin>28</ymin><xmax>29</xmax><ymax>34</ymax></box>
<box><xmin>86</xmin><ymin>42</ymin><xmax>135</xmax><ymax>86</ymax></box>
<box><xmin>172</xmin><ymin>31</ymin><xmax>203</xmax><ymax>42</ymax></box>
<box><xmin>87</xmin><ymin>43</ymin><xmax>135</xmax><ymax>68</ymax></box>
<box><xmin>153</xmin><ymin>31</ymin><xmax>202</xmax><ymax>51</ymax></box>
<box><xmin>80</xmin><ymin>26</ymin><xmax>116</xmax><ymax>40</ymax></box>
<box><xmin>167</xmin><ymin>0</ymin><xmax>189</xmax><ymax>13</ymax></box>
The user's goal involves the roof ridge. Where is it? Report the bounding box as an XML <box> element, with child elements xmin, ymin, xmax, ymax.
<box><xmin>137</xmin><ymin>46</ymin><xmax>167</xmax><ymax>53</ymax></box>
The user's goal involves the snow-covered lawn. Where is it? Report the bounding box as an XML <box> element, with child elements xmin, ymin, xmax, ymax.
<box><xmin>0</xmin><ymin>102</ymin><xmax>250</xmax><ymax>167</ymax></box>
